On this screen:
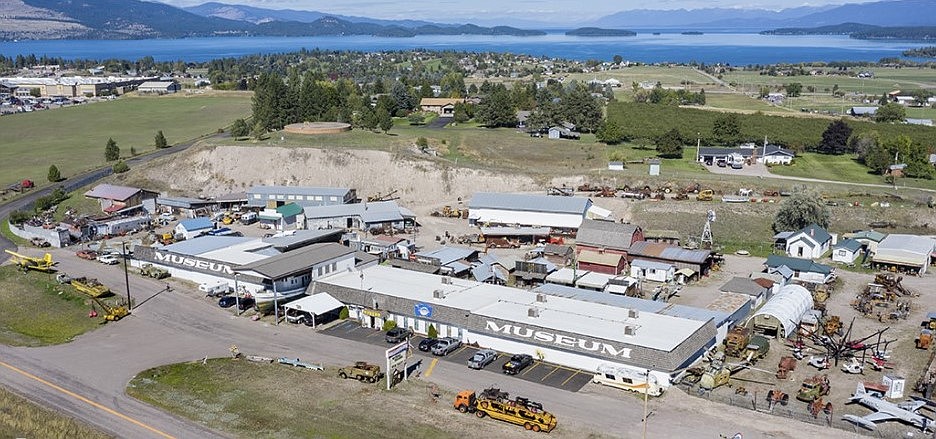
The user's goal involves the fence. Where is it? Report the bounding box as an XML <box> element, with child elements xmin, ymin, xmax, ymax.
<box><xmin>679</xmin><ymin>383</ymin><xmax>927</xmax><ymax>439</ymax></box>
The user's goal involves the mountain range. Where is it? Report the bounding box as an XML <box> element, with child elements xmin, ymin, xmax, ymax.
<box><xmin>1</xmin><ymin>0</ymin><xmax>935</xmax><ymax>41</ymax></box>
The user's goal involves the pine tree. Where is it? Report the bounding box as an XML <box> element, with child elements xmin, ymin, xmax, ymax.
<box><xmin>817</xmin><ymin>120</ymin><xmax>853</xmax><ymax>155</ymax></box>
<box><xmin>154</xmin><ymin>130</ymin><xmax>168</xmax><ymax>149</ymax></box>
<box><xmin>231</xmin><ymin>119</ymin><xmax>249</xmax><ymax>139</ymax></box>
<box><xmin>47</xmin><ymin>164</ymin><xmax>61</xmax><ymax>182</ymax></box>
<box><xmin>104</xmin><ymin>138</ymin><xmax>120</xmax><ymax>161</ymax></box>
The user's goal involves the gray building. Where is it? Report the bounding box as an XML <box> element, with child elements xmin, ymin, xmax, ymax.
<box><xmin>247</xmin><ymin>185</ymin><xmax>357</xmax><ymax>209</ymax></box>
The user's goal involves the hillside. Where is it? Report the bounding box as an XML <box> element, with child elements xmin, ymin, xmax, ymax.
<box><xmin>762</xmin><ymin>23</ymin><xmax>936</xmax><ymax>40</ymax></box>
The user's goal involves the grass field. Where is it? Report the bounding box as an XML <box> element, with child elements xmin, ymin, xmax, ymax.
<box><xmin>721</xmin><ymin>67</ymin><xmax>936</xmax><ymax>97</ymax></box>
<box><xmin>0</xmin><ymin>92</ymin><xmax>252</xmax><ymax>191</ymax></box>
<box><xmin>0</xmin><ymin>266</ymin><xmax>108</xmax><ymax>346</ymax></box>
<box><xmin>0</xmin><ymin>385</ymin><xmax>111</xmax><ymax>439</ymax></box>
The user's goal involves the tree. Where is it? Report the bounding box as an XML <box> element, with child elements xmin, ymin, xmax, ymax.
<box><xmin>655</xmin><ymin>128</ymin><xmax>685</xmax><ymax>158</ymax></box>
<box><xmin>104</xmin><ymin>138</ymin><xmax>120</xmax><ymax>161</ymax></box>
<box><xmin>851</xmin><ymin>130</ymin><xmax>880</xmax><ymax>163</ymax></box>
<box><xmin>154</xmin><ymin>130</ymin><xmax>168</xmax><ymax>149</ymax></box>
<box><xmin>874</xmin><ymin>103</ymin><xmax>906</xmax><ymax>123</ymax></box>
<box><xmin>427</xmin><ymin>324</ymin><xmax>438</xmax><ymax>339</ymax></box>
<box><xmin>112</xmin><ymin>161</ymin><xmax>129</xmax><ymax>174</ymax></box>
<box><xmin>613</xmin><ymin>54</ymin><xmax>623</xmax><ymax>64</ymax></box>
<box><xmin>712</xmin><ymin>114</ymin><xmax>742</xmax><ymax>145</ymax></box>
<box><xmin>772</xmin><ymin>191</ymin><xmax>830</xmax><ymax>233</ymax></box>
<box><xmin>596</xmin><ymin>119</ymin><xmax>625</xmax><ymax>145</ymax></box>
<box><xmin>452</xmin><ymin>102</ymin><xmax>471</xmax><ymax>123</ymax></box>
<box><xmin>250</xmin><ymin>123</ymin><xmax>266</xmax><ymax>140</ymax></box>
<box><xmin>475</xmin><ymin>84</ymin><xmax>515</xmax><ymax>127</ymax></box>
<box><xmin>913</xmin><ymin>89</ymin><xmax>933</xmax><ymax>107</ymax></box>
<box><xmin>47</xmin><ymin>164</ymin><xmax>61</xmax><ymax>182</ymax></box>
<box><xmin>817</xmin><ymin>120</ymin><xmax>853</xmax><ymax>155</ymax></box>
<box><xmin>231</xmin><ymin>118</ymin><xmax>249</xmax><ymax>139</ymax></box>
<box><xmin>407</xmin><ymin>112</ymin><xmax>425</xmax><ymax>125</ymax></box>
<box><xmin>784</xmin><ymin>83</ymin><xmax>803</xmax><ymax>97</ymax></box>
<box><xmin>376</xmin><ymin>107</ymin><xmax>393</xmax><ymax>133</ymax></box>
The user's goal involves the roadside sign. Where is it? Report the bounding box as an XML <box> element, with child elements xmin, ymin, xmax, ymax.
<box><xmin>386</xmin><ymin>341</ymin><xmax>409</xmax><ymax>390</ymax></box>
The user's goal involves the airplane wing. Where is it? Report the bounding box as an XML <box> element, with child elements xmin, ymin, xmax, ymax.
<box><xmin>898</xmin><ymin>400</ymin><xmax>927</xmax><ymax>412</ymax></box>
<box><xmin>862</xmin><ymin>412</ymin><xmax>898</xmax><ymax>423</ymax></box>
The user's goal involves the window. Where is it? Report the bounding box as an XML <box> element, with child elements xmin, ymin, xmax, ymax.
<box><xmin>307</xmin><ymin>196</ymin><xmax>314</xmax><ymax>200</ymax></box>
<box><xmin>253</xmin><ymin>194</ymin><xmax>261</xmax><ymax>199</ymax></box>
<box><xmin>330</xmin><ymin>196</ymin><xmax>338</xmax><ymax>201</ymax></box>
<box><xmin>837</xmin><ymin>250</ymin><xmax>846</xmax><ymax>257</ymax></box>
<box><xmin>797</xmin><ymin>247</ymin><xmax>803</xmax><ymax>257</ymax></box>
<box><xmin>315</xmin><ymin>196</ymin><xmax>323</xmax><ymax>201</ymax></box>
<box><xmin>317</xmin><ymin>267</ymin><xmax>323</xmax><ymax>276</ymax></box>
<box><xmin>604</xmin><ymin>373</ymin><xmax>615</xmax><ymax>380</ymax></box>
<box><xmin>330</xmin><ymin>262</ymin><xmax>337</xmax><ymax>271</ymax></box>
<box><xmin>287</xmin><ymin>195</ymin><xmax>295</xmax><ymax>200</ymax></box>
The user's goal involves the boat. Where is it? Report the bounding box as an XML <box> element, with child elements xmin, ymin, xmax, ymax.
<box><xmin>252</xmin><ymin>287</ymin><xmax>307</xmax><ymax>313</ymax></box>
<box><xmin>721</xmin><ymin>195</ymin><xmax>749</xmax><ymax>203</ymax></box>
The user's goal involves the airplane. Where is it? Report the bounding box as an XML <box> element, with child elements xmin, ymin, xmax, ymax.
<box><xmin>4</xmin><ymin>249</ymin><xmax>56</xmax><ymax>273</ymax></box>
<box><xmin>843</xmin><ymin>383</ymin><xmax>935</xmax><ymax>432</ymax></box>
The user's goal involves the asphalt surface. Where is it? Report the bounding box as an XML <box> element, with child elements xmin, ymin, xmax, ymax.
<box><xmin>0</xmin><ymin>247</ymin><xmax>867</xmax><ymax>439</ymax></box>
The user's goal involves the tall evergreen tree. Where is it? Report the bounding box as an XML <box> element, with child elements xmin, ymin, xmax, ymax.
<box><xmin>154</xmin><ymin>130</ymin><xmax>168</xmax><ymax>149</ymax></box>
<box><xmin>47</xmin><ymin>164</ymin><xmax>61</xmax><ymax>182</ymax></box>
<box><xmin>104</xmin><ymin>138</ymin><xmax>120</xmax><ymax>162</ymax></box>
<box><xmin>817</xmin><ymin>120</ymin><xmax>852</xmax><ymax>154</ymax></box>
<box><xmin>476</xmin><ymin>84</ymin><xmax>515</xmax><ymax>128</ymax></box>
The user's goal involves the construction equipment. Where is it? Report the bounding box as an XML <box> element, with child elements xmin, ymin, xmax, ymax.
<box><xmin>545</xmin><ymin>186</ymin><xmax>573</xmax><ymax>196</ymax></box>
<box><xmin>221</xmin><ymin>215</ymin><xmax>234</xmax><ymax>225</ymax></box>
<box><xmin>796</xmin><ymin>374</ymin><xmax>831</xmax><ymax>402</ymax></box>
<box><xmin>366</xmin><ymin>190</ymin><xmax>399</xmax><ymax>202</ymax></box>
<box><xmin>453</xmin><ymin>387</ymin><xmax>557</xmax><ymax>433</ymax></box>
<box><xmin>91</xmin><ymin>296</ymin><xmax>129</xmax><ymax>322</ymax></box>
<box><xmin>430</xmin><ymin>205</ymin><xmax>464</xmax><ymax>218</ymax></box>
<box><xmin>917</xmin><ymin>329</ymin><xmax>934</xmax><ymax>350</ymax></box>
<box><xmin>139</xmin><ymin>263</ymin><xmax>170</xmax><ymax>279</ymax></box>
<box><xmin>724</xmin><ymin>327</ymin><xmax>752</xmax><ymax>358</ymax></box>
<box><xmin>71</xmin><ymin>277</ymin><xmax>110</xmax><ymax>298</ymax></box>
<box><xmin>337</xmin><ymin>362</ymin><xmax>384</xmax><ymax>383</ymax></box>
<box><xmin>4</xmin><ymin>250</ymin><xmax>55</xmax><ymax>273</ymax></box>
<box><xmin>158</xmin><ymin>232</ymin><xmax>175</xmax><ymax>245</ymax></box>
<box><xmin>874</xmin><ymin>273</ymin><xmax>912</xmax><ymax>296</ymax></box>
<box><xmin>696</xmin><ymin>189</ymin><xmax>714</xmax><ymax>201</ymax></box>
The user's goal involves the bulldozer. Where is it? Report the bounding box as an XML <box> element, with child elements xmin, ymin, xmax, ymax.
<box><xmin>431</xmin><ymin>205</ymin><xmax>464</xmax><ymax>218</ymax></box>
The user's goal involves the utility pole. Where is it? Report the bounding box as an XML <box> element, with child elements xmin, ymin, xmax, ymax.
<box><xmin>696</xmin><ymin>133</ymin><xmax>701</xmax><ymax>163</ymax></box>
<box><xmin>122</xmin><ymin>241</ymin><xmax>131</xmax><ymax>309</ymax></box>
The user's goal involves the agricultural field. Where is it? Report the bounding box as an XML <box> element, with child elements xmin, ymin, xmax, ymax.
<box><xmin>720</xmin><ymin>66</ymin><xmax>936</xmax><ymax>97</ymax></box>
<box><xmin>127</xmin><ymin>358</ymin><xmax>603</xmax><ymax>439</ymax></box>
<box><xmin>0</xmin><ymin>91</ymin><xmax>252</xmax><ymax>191</ymax></box>
<box><xmin>0</xmin><ymin>386</ymin><xmax>111</xmax><ymax>439</ymax></box>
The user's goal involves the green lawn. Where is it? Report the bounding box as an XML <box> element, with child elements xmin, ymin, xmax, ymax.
<box><xmin>0</xmin><ymin>266</ymin><xmax>110</xmax><ymax>346</ymax></box>
<box><xmin>0</xmin><ymin>385</ymin><xmax>111</xmax><ymax>439</ymax></box>
<box><xmin>768</xmin><ymin>152</ymin><xmax>936</xmax><ymax>190</ymax></box>
<box><xmin>0</xmin><ymin>92</ymin><xmax>252</xmax><ymax>191</ymax></box>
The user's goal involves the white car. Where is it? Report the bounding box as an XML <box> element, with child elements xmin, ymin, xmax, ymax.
<box><xmin>97</xmin><ymin>254</ymin><xmax>120</xmax><ymax>265</ymax></box>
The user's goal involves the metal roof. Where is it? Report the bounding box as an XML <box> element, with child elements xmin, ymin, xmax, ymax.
<box><xmin>576</xmin><ymin>219</ymin><xmax>640</xmax><ymax>250</ymax></box>
<box><xmin>155</xmin><ymin>196</ymin><xmax>215</xmax><ymax>209</ymax></box>
<box><xmin>469</xmin><ymin>192</ymin><xmax>591</xmax><ymax>215</ymax></box>
<box><xmin>248</xmin><ymin>185</ymin><xmax>352</xmax><ymax>197</ymax></box>
<box><xmin>261</xmin><ymin>229</ymin><xmax>344</xmax><ymax>251</ymax></box>
<box><xmin>416</xmin><ymin>246</ymin><xmax>477</xmax><ymax>266</ymax></box>
<box><xmin>629</xmin><ymin>242</ymin><xmax>711</xmax><ymax>264</ymax></box>
<box><xmin>630</xmin><ymin>259</ymin><xmax>674</xmax><ymax>271</ymax></box>
<box><xmin>84</xmin><ymin>184</ymin><xmax>142</xmax><ymax>201</ymax></box>
<box><xmin>178</xmin><ymin>217</ymin><xmax>213</xmax><ymax>231</ymax></box>
<box><xmin>276</xmin><ymin>202</ymin><xmax>303</xmax><ymax>217</ymax></box>
<box><xmin>534</xmin><ymin>283</ymin><xmax>667</xmax><ymax>313</ymax></box>
<box><xmin>845</xmin><ymin>230</ymin><xmax>887</xmax><ymax>242</ymax></box>
<box><xmin>659</xmin><ymin>304</ymin><xmax>729</xmax><ymax>326</ymax></box>
<box><xmin>281</xmin><ymin>293</ymin><xmax>344</xmax><ymax>315</ymax></box>
<box><xmin>751</xmin><ymin>284</ymin><xmax>814</xmax><ymax>338</ymax></box>
<box><xmin>480</xmin><ymin>226</ymin><xmax>551</xmax><ymax>236</ymax></box>
<box><xmin>235</xmin><ymin>243</ymin><xmax>355</xmax><ymax>279</ymax></box>
<box><xmin>698</xmin><ymin>147</ymin><xmax>754</xmax><ymax>157</ymax></box>
<box><xmin>578</xmin><ymin>250</ymin><xmax>625</xmax><ymax>266</ymax></box>
<box><xmin>764</xmin><ymin>255</ymin><xmax>832</xmax><ymax>274</ymax></box>
<box><xmin>162</xmin><ymin>236</ymin><xmax>254</xmax><ymax>256</ymax></box>
<box><xmin>795</xmin><ymin>224</ymin><xmax>832</xmax><ymax>244</ymax></box>
<box><xmin>302</xmin><ymin>201</ymin><xmax>411</xmax><ymax>224</ymax></box>
<box><xmin>873</xmin><ymin>234</ymin><xmax>936</xmax><ymax>267</ymax></box>
<box><xmin>719</xmin><ymin>277</ymin><xmax>767</xmax><ymax>296</ymax></box>
<box><xmin>834</xmin><ymin>239</ymin><xmax>863</xmax><ymax>252</ymax></box>
<box><xmin>576</xmin><ymin>271</ymin><xmax>617</xmax><ymax>289</ymax></box>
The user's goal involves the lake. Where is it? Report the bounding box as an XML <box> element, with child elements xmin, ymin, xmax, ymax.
<box><xmin>0</xmin><ymin>32</ymin><xmax>929</xmax><ymax>65</ymax></box>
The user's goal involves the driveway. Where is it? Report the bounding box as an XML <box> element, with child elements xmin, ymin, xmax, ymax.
<box><xmin>425</xmin><ymin>117</ymin><xmax>451</xmax><ymax>129</ymax></box>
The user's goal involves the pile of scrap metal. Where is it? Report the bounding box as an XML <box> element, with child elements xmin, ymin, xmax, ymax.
<box><xmin>851</xmin><ymin>276</ymin><xmax>914</xmax><ymax>320</ymax></box>
<box><xmin>545</xmin><ymin>186</ymin><xmax>574</xmax><ymax>197</ymax></box>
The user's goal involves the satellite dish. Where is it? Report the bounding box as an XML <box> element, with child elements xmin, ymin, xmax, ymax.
<box><xmin>707</xmin><ymin>210</ymin><xmax>716</xmax><ymax>222</ymax></box>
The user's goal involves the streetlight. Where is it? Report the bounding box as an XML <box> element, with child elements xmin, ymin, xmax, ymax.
<box><xmin>121</xmin><ymin>241</ymin><xmax>131</xmax><ymax>309</ymax></box>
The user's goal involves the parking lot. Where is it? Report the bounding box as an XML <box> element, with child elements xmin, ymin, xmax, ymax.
<box><xmin>321</xmin><ymin>320</ymin><xmax>592</xmax><ymax>392</ymax></box>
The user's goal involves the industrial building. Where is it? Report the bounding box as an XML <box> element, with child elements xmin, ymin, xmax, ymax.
<box><xmin>871</xmin><ymin>234</ymin><xmax>936</xmax><ymax>275</ymax></box>
<box><xmin>467</xmin><ymin>192</ymin><xmax>612</xmax><ymax>231</ymax></box>
<box><xmin>84</xmin><ymin>184</ymin><xmax>158</xmax><ymax>214</ymax></box>
<box><xmin>303</xmin><ymin>200</ymin><xmax>416</xmax><ymax>231</ymax></box>
<box><xmin>314</xmin><ymin>265</ymin><xmax>718</xmax><ymax>386</ymax></box>
<box><xmin>246</xmin><ymin>185</ymin><xmax>357</xmax><ymax>209</ymax></box>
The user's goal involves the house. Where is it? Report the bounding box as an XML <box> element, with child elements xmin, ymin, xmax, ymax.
<box><xmin>540</xmin><ymin>244</ymin><xmax>573</xmax><ymax>266</ymax></box>
<box><xmin>246</xmin><ymin>186</ymin><xmax>356</xmax><ymax>209</ymax></box>
<box><xmin>831</xmin><ymin>239</ymin><xmax>863</xmax><ymax>264</ymax></box>
<box><xmin>872</xmin><ymin>234</ymin><xmax>936</xmax><ymax>275</ymax></box>
<box><xmin>513</xmin><ymin>257</ymin><xmax>557</xmax><ymax>286</ymax></box>
<box><xmin>175</xmin><ymin>217</ymin><xmax>213</xmax><ymax>240</ymax></box>
<box><xmin>137</xmin><ymin>81</ymin><xmax>180</xmax><ymax>94</ymax></box>
<box><xmin>575</xmin><ymin>219</ymin><xmax>644</xmax><ymax>260</ymax></box>
<box><xmin>756</xmin><ymin>145</ymin><xmax>795</xmax><ymax>165</ymax></box>
<box><xmin>764</xmin><ymin>255</ymin><xmax>834</xmax><ymax>284</ymax></box>
<box><xmin>547</xmin><ymin>126</ymin><xmax>581</xmax><ymax>140</ymax></box>
<box><xmin>783</xmin><ymin>224</ymin><xmax>833</xmax><ymax>259</ymax></box>
<box><xmin>419</xmin><ymin>98</ymin><xmax>465</xmax><ymax>117</ymax></box>
<box><xmin>257</xmin><ymin>202</ymin><xmax>304</xmax><ymax>231</ymax></box>
<box><xmin>850</xmin><ymin>106</ymin><xmax>878</xmax><ymax>117</ymax></box>
<box><xmin>577</xmin><ymin>249</ymin><xmax>628</xmax><ymax>275</ymax></box>
<box><xmin>516</xmin><ymin>110</ymin><xmax>531</xmax><ymax>128</ymax></box>
<box><xmin>719</xmin><ymin>276</ymin><xmax>770</xmax><ymax>308</ymax></box>
<box><xmin>84</xmin><ymin>184</ymin><xmax>158</xmax><ymax>214</ymax></box>
<box><xmin>697</xmin><ymin>147</ymin><xmax>755</xmax><ymax>165</ymax></box>
<box><xmin>468</xmin><ymin>192</ymin><xmax>612</xmax><ymax>231</ymax></box>
<box><xmin>627</xmin><ymin>241</ymin><xmax>712</xmax><ymax>275</ymax></box>
<box><xmin>629</xmin><ymin>259</ymin><xmax>675</xmax><ymax>283</ymax></box>
<box><xmin>842</xmin><ymin>230</ymin><xmax>887</xmax><ymax>255</ymax></box>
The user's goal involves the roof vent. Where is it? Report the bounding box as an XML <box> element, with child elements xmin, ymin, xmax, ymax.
<box><xmin>536</xmin><ymin>293</ymin><xmax>547</xmax><ymax>303</ymax></box>
<box><xmin>628</xmin><ymin>309</ymin><xmax>639</xmax><ymax>319</ymax></box>
<box><xmin>432</xmin><ymin>289</ymin><xmax>445</xmax><ymax>299</ymax></box>
<box><xmin>441</xmin><ymin>276</ymin><xmax>452</xmax><ymax>285</ymax></box>
<box><xmin>624</xmin><ymin>325</ymin><xmax>637</xmax><ymax>336</ymax></box>
<box><xmin>528</xmin><ymin>307</ymin><xmax>540</xmax><ymax>318</ymax></box>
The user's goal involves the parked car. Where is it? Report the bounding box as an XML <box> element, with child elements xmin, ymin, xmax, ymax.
<box><xmin>716</xmin><ymin>159</ymin><xmax>727</xmax><ymax>168</ymax></box>
<box><xmin>502</xmin><ymin>354</ymin><xmax>534</xmax><ymax>375</ymax></box>
<box><xmin>418</xmin><ymin>338</ymin><xmax>442</xmax><ymax>352</ymax></box>
<box><xmin>76</xmin><ymin>250</ymin><xmax>98</xmax><ymax>260</ymax></box>
<box><xmin>467</xmin><ymin>349</ymin><xmax>498</xmax><ymax>369</ymax></box>
<box><xmin>385</xmin><ymin>327</ymin><xmax>412</xmax><ymax>344</ymax></box>
<box><xmin>218</xmin><ymin>296</ymin><xmax>254</xmax><ymax>310</ymax></box>
<box><xmin>431</xmin><ymin>337</ymin><xmax>462</xmax><ymax>356</ymax></box>
<box><xmin>97</xmin><ymin>254</ymin><xmax>119</xmax><ymax>265</ymax></box>
<box><xmin>730</xmin><ymin>162</ymin><xmax>743</xmax><ymax>169</ymax></box>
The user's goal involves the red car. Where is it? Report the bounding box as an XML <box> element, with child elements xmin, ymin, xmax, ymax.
<box><xmin>76</xmin><ymin>250</ymin><xmax>98</xmax><ymax>260</ymax></box>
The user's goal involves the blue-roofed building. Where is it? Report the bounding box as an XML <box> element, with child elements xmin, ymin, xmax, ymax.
<box><xmin>764</xmin><ymin>255</ymin><xmax>833</xmax><ymax>284</ymax></box>
<box><xmin>628</xmin><ymin>241</ymin><xmax>713</xmax><ymax>276</ymax></box>
<box><xmin>832</xmin><ymin>239</ymin><xmax>863</xmax><ymax>264</ymax></box>
<box><xmin>175</xmin><ymin>217</ymin><xmax>213</xmax><ymax>240</ymax></box>
<box><xmin>842</xmin><ymin>230</ymin><xmax>887</xmax><ymax>255</ymax></box>
<box><xmin>468</xmin><ymin>192</ymin><xmax>612</xmax><ymax>230</ymax></box>
<box><xmin>247</xmin><ymin>185</ymin><xmax>357</xmax><ymax>208</ymax></box>
<box><xmin>783</xmin><ymin>224</ymin><xmax>833</xmax><ymax>259</ymax></box>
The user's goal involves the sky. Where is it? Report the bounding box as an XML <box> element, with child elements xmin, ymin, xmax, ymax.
<box><xmin>156</xmin><ymin>0</ymin><xmax>880</xmax><ymax>23</ymax></box>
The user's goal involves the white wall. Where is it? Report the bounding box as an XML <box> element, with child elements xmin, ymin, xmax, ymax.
<box><xmin>129</xmin><ymin>259</ymin><xmax>264</xmax><ymax>293</ymax></box>
<box><xmin>832</xmin><ymin>248</ymin><xmax>858</xmax><ymax>264</ymax></box>
<box><xmin>470</xmin><ymin>208</ymin><xmax>583</xmax><ymax>229</ymax></box>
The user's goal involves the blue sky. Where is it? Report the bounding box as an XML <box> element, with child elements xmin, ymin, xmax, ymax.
<box><xmin>159</xmin><ymin>0</ymin><xmax>879</xmax><ymax>22</ymax></box>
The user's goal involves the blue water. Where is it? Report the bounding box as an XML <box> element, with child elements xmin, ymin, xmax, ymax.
<box><xmin>0</xmin><ymin>32</ymin><xmax>929</xmax><ymax>65</ymax></box>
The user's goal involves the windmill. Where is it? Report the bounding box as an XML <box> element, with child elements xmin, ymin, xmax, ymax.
<box><xmin>701</xmin><ymin>210</ymin><xmax>715</xmax><ymax>249</ymax></box>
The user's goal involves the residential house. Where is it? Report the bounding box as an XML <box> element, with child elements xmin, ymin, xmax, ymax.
<box><xmin>84</xmin><ymin>184</ymin><xmax>158</xmax><ymax>214</ymax></box>
<box><xmin>419</xmin><ymin>98</ymin><xmax>465</xmax><ymax>117</ymax></box>
<box><xmin>697</xmin><ymin>147</ymin><xmax>754</xmax><ymax>165</ymax></box>
<box><xmin>831</xmin><ymin>239</ymin><xmax>863</xmax><ymax>264</ymax></box>
<box><xmin>842</xmin><ymin>230</ymin><xmax>887</xmax><ymax>255</ymax></box>
<box><xmin>756</xmin><ymin>145</ymin><xmax>795</xmax><ymax>165</ymax></box>
<box><xmin>175</xmin><ymin>217</ymin><xmax>213</xmax><ymax>240</ymax></box>
<box><xmin>783</xmin><ymin>224</ymin><xmax>833</xmax><ymax>259</ymax></box>
<box><xmin>540</xmin><ymin>244</ymin><xmax>574</xmax><ymax>266</ymax></box>
<box><xmin>872</xmin><ymin>234</ymin><xmax>936</xmax><ymax>275</ymax></box>
<box><xmin>629</xmin><ymin>259</ymin><xmax>675</xmax><ymax>283</ymax></box>
<box><xmin>764</xmin><ymin>254</ymin><xmax>834</xmax><ymax>284</ymax></box>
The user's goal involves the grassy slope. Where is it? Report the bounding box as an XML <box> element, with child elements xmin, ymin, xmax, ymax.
<box><xmin>0</xmin><ymin>266</ymin><xmax>105</xmax><ymax>346</ymax></box>
<box><xmin>0</xmin><ymin>92</ymin><xmax>251</xmax><ymax>190</ymax></box>
<box><xmin>0</xmin><ymin>386</ymin><xmax>111</xmax><ymax>439</ymax></box>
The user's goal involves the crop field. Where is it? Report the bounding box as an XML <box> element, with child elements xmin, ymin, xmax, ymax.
<box><xmin>721</xmin><ymin>67</ymin><xmax>936</xmax><ymax>96</ymax></box>
<box><xmin>0</xmin><ymin>385</ymin><xmax>110</xmax><ymax>439</ymax></box>
<box><xmin>0</xmin><ymin>92</ymin><xmax>252</xmax><ymax>190</ymax></box>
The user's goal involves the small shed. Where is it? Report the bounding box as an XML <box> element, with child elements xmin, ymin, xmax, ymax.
<box><xmin>750</xmin><ymin>284</ymin><xmax>813</xmax><ymax>338</ymax></box>
<box><xmin>629</xmin><ymin>259</ymin><xmax>675</xmax><ymax>283</ymax></box>
<box><xmin>175</xmin><ymin>217</ymin><xmax>213</xmax><ymax>240</ymax></box>
<box><xmin>648</xmin><ymin>159</ymin><xmax>661</xmax><ymax>176</ymax></box>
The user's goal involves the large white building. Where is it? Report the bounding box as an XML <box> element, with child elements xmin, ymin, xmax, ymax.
<box><xmin>467</xmin><ymin>192</ymin><xmax>611</xmax><ymax>231</ymax></box>
<box><xmin>872</xmin><ymin>234</ymin><xmax>936</xmax><ymax>275</ymax></box>
<box><xmin>315</xmin><ymin>265</ymin><xmax>717</xmax><ymax>387</ymax></box>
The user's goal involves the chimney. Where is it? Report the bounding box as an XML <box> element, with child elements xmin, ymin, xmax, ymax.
<box><xmin>810</xmin><ymin>228</ymin><xmax>814</xmax><ymax>237</ymax></box>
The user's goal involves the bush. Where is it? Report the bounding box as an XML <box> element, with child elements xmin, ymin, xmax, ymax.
<box><xmin>47</xmin><ymin>164</ymin><xmax>61</xmax><ymax>182</ymax></box>
<box><xmin>382</xmin><ymin>320</ymin><xmax>397</xmax><ymax>331</ymax></box>
<box><xmin>338</xmin><ymin>306</ymin><xmax>349</xmax><ymax>320</ymax></box>
<box><xmin>9</xmin><ymin>210</ymin><xmax>32</xmax><ymax>225</ymax></box>
<box><xmin>427</xmin><ymin>324</ymin><xmax>438</xmax><ymax>339</ymax></box>
<box><xmin>112</xmin><ymin>161</ymin><xmax>129</xmax><ymax>174</ymax></box>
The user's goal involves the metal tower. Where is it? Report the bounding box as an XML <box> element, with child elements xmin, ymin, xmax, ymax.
<box><xmin>701</xmin><ymin>210</ymin><xmax>715</xmax><ymax>249</ymax></box>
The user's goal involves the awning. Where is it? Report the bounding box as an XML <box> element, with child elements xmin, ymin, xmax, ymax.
<box><xmin>258</xmin><ymin>213</ymin><xmax>280</xmax><ymax>221</ymax></box>
<box><xmin>282</xmin><ymin>293</ymin><xmax>344</xmax><ymax>315</ymax></box>
<box><xmin>675</xmin><ymin>268</ymin><xmax>697</xmax><ymax>277</ymax></box>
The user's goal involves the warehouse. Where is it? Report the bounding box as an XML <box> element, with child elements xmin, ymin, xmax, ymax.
<box><xmin>627</xmin><ymin>242</ymin><xmax>713</xmax><ymax>276</ymax></box>
<box><xmin>316</xmin><ymin>265</ymin><xmax>717</xmax><ymax>386</ymax></box>
<box><xmin>247</xmin><ymin>185</ymin><xmax>357</xmax><ymax>209</ymax></box>
<box><xmin>467</xmin><ymin>192</ymin><xmax>612</xmax><ymax>231</ymax></box>
<box><xmin>872</xmin><ymin>234</ymin><xmax>936</xmax><ymax>275</ymax></box>
<box><xmin>303</xmin><ymin>200</ymin><xmax>416</xmax><ymax>231</ymax></box>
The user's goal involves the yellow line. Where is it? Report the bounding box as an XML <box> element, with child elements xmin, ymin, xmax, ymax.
<box><xmin>540</xmin><ymin>367</ymin><xmax>561</xmax><ymax>382</ymax></box>
<box><xmin>561</xmin><ymin>370</ymin><xmax>582</xmax><ymax>386</ymax></box>
<box><xmin>423</xmin><ymin>358</ymin><xmax>439</xmax><ymax>378</ymax></box>
<box><xmin>520</xmin><ymin>362</ymin><xmax>539</xmax><ymax>377</ymax></box>
<box><xmin>0</xmin><ymin>360</ymin><xmax>176</xmax><ymax>439</ymax></box>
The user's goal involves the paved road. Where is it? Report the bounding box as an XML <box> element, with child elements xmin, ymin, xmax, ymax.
<box><xmin>0</xmin><ymin>248</ymin><xmax>865</xmax><ymax>439</ymax></box>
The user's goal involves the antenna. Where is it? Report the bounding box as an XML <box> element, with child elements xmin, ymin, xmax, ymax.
<box><xmin>701</xmin><ymin>210</ymin><xmax>715</xmax><ymax>249</ymax></box>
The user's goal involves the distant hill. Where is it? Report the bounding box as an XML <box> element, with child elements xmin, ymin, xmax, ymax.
<box><xmin>184</xmin><ymin>2</ymin><xmax>437</xmax><ymax>28</ymax></box>
<box><xmin>786</xmin><ymin>0</ymin><xmax>936</xmax><ymax>27</ymax></box>
<box><xmin>2</xmin><ymin>0</ymin><xmax>544</xmax><ymax>40</ymax></box>
<box><xmin>565</xmin><ymin>27</ymin><xmax>636</xmax><ymax>37</ymax></box>
<box><xmin>762</xmin><ymin>23</ymin><xmax>936</xmax><ymax>40</ymax></box>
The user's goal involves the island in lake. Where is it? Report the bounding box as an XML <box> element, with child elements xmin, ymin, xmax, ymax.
<box><xmin>681</xmin><ymin>31</ymin><xmax>704</xmax><ymax>35</ymax></box>
<box><xmin>565</xmin><ymin>27</ymin><xmax>637</xmax><ymax>37</ymax></box>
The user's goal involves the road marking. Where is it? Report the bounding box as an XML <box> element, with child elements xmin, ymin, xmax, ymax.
<box><xmin>540</xmin><ymin>367</ymin><xmax>561</xmax><ymax>382</ymax></box>
<box><xmin>423</xmin><ymin>358</ymin><xmax>439</xmax><ymax>378</ymax></box>
<box><xmin>0</xmin><ymin>360</ymin><xmax>176</xmax><ymax>439</ymax></box>
<box><xmin>452</xmin><ymin>346</ymin><xmax>469</xmax><ymax>356</ymax></box>
<box><xmin>561</xmin><ymin>370</ymin><xmax>582</xmax><ymax>386</ymax></box>
<box><xmin>521</xmin><ymin>362</ymin><xmax>539</xmax><ymax>377</ymax></box>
